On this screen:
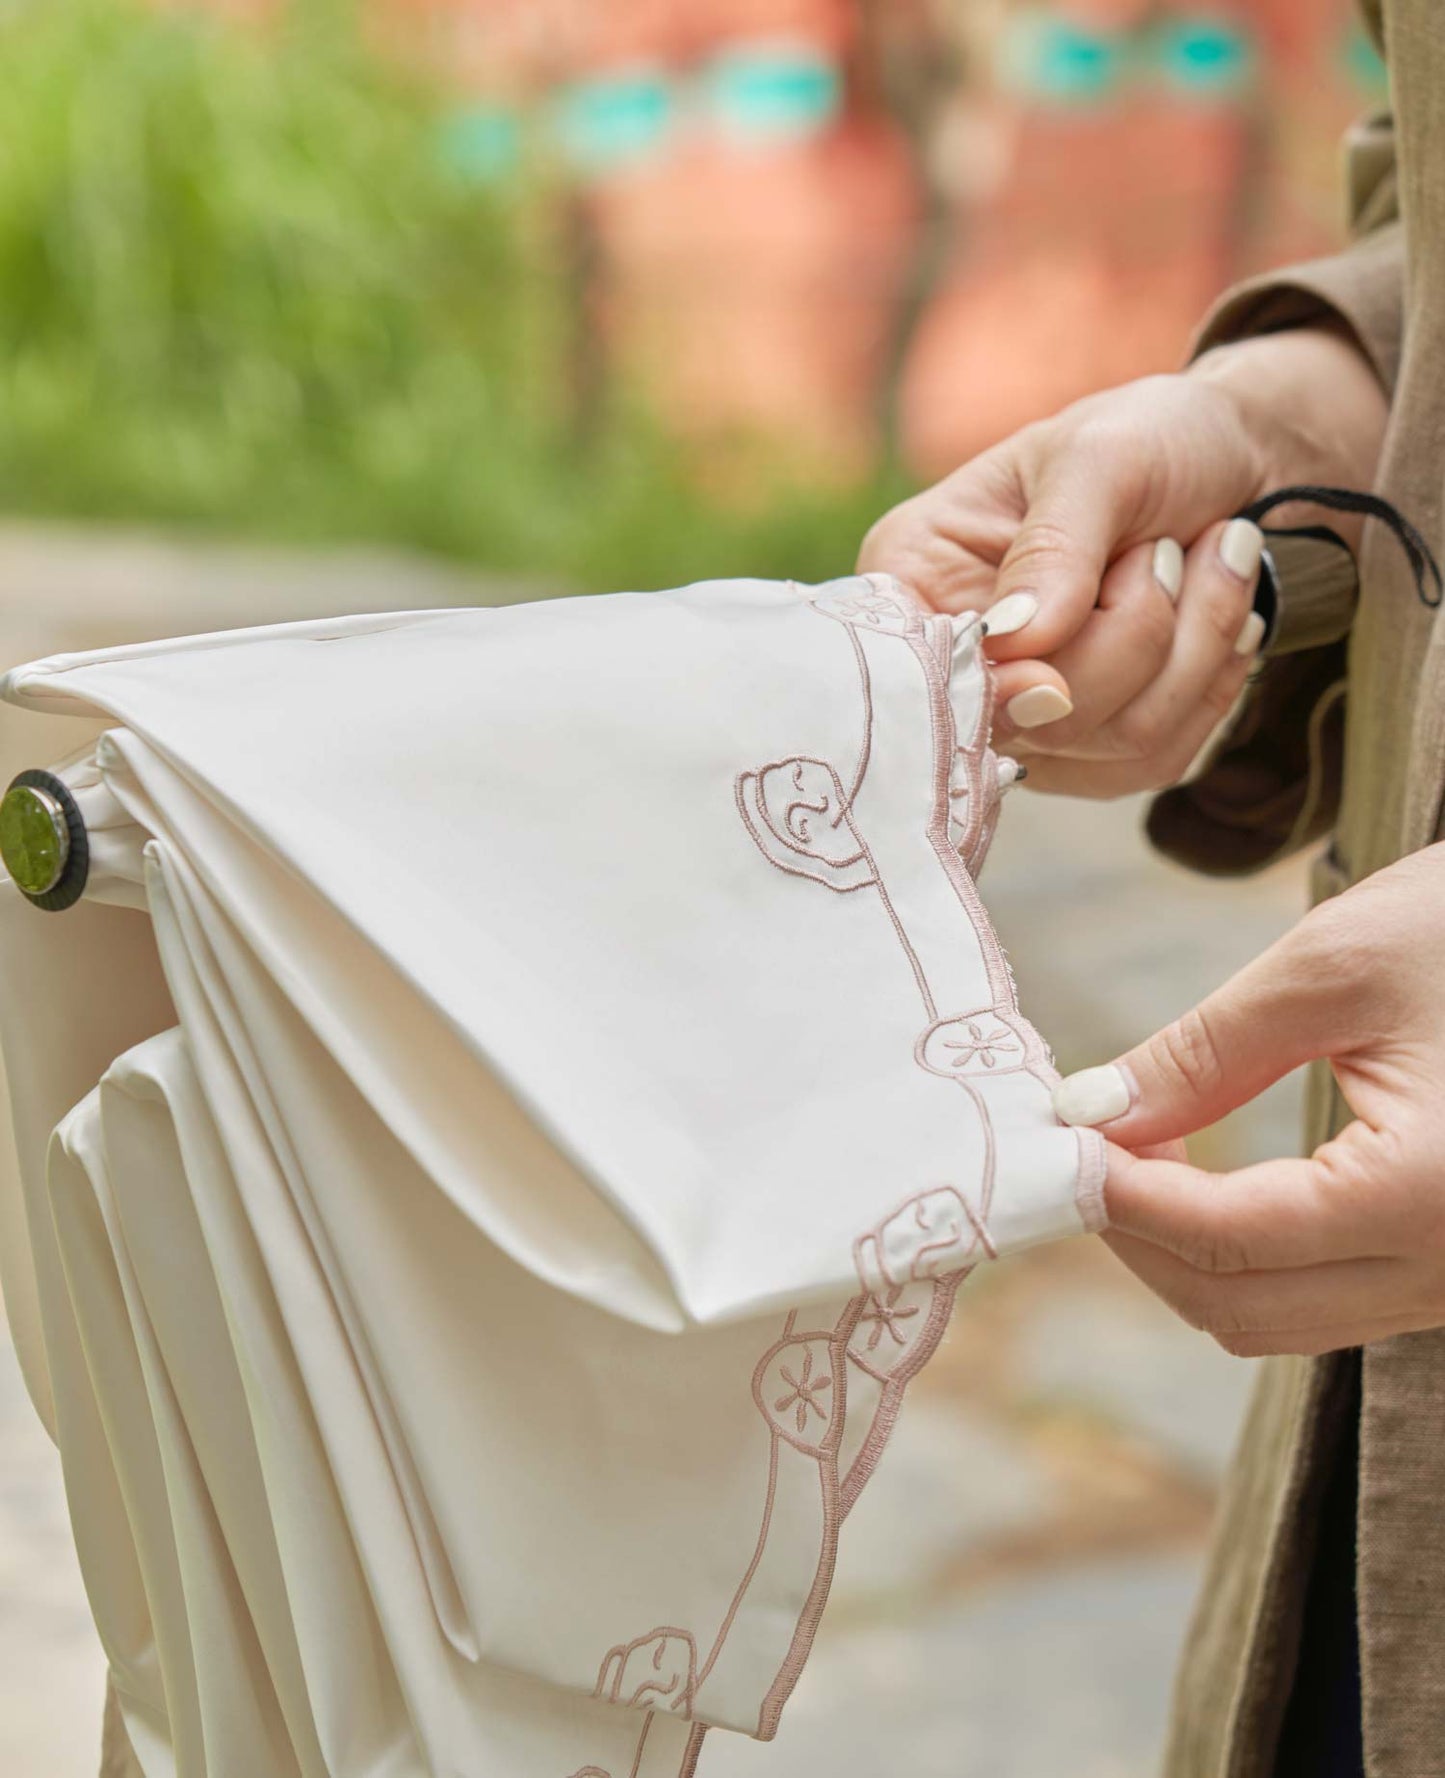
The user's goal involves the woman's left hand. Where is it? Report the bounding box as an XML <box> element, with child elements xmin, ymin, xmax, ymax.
<box><xmin>1052</xmin><ymin>843</ymin><xmax>1445</xmax><ymax>1356</ymax></box>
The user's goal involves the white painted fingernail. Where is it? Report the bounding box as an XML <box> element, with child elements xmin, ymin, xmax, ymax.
<box><xmin>1233</xmin><ymin>611</ymin><xmax>1266</xmax><ymax>657</ymax></box>
<box><xmin>1053</xmin><ymin>1063</ymin><xmax>1135</xmax><ymax>1127</ymax></box>
<box><xmin>1219</xmin><ymin>518</ymin><xmax>1264</xmax><ymax>583</ymax></box>
<box><xmin>1152</xmin><ymin>537</ymin><xmax>1184</xmax><ymax>602</ymax></box>
<box><xmin>1005</xmin><ymin>684</ymin><xmax>1073</xmax><ymax>729</ymax></box>
<box><xmin>984</xmin><ymin>591</ymin><xmax>1039</xmax><ymax>637</ymax></box>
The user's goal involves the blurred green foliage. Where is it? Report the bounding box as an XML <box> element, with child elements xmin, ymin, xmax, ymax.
<box><xmin>0</xmin><ymin>0</ymin><xmax>898</xmax><ymax>589</ymax></box>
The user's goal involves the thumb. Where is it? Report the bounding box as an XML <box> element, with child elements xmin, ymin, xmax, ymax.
<box><xmin>986</xmin><ymin>454</ymin><xmax>1133</xmax><ymax>661</ymax></box>
<box><xmin>1051</xmin><ymin>924</ymin><xmax>1356</xmax><ymax>1146</ymax></box>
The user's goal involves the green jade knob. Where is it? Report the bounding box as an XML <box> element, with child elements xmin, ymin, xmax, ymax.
<box><xmin>0</xmin><ymin>780</ymin><xmax>70</xmax><ymax>897</ymax></box>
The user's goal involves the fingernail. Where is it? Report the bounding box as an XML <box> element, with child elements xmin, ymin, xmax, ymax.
<box><xmin>1053</xmin><ymin>1063</ymin><xmax>1136</xmax><ymax>1127</ymax></box>
<box><xmin>984</xmin><ymin>591</ymin><xmax>1039</xmax><ymax>637</ymax></box>
<box><xmin>1233</xmin><ymin>610</ymin><xmax>1266</xmax><ymax>657</ymax></box>
<box><xmin>1219</xmin><ymin>518</ymin><xmax>1264</xmax><ymax>583</ymax></box>
<box><xmin>1152</xmin><ymin>537</ymin><xmax>1184</xmax><ymax>602</ymax></box>
<box><xmin>1005</xmin><ymin>684</ymin><xmax>1073</xmax><ymax>729</ymax></box>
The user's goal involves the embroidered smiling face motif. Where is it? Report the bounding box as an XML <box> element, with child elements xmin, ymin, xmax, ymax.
<box><xmin>735</xmin><ymin>755</ymin><xmax>877</xmax><ymax>892</ymax></box>
<box><xmin>758</xmin><ymin>758</ymin><xmax>862</xmax><ymax>866</ymax></box>
<box><xmin>595</xmin><ymin>1629</ymin><xmax>699</xmax><ymax>1716</ymax></box>
<box><xmin>854</xmin><ymin>1186</ymin><xmax>988</xmax><ymax>1296</ymax></box>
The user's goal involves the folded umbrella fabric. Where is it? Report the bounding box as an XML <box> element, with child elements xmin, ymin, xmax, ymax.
<box><xmin>0</xmin><ymin>572</ymin><xmax>1105</xmax><ymax>1777</ymax></box>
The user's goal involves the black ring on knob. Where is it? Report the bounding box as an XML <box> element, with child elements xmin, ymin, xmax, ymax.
<box><xmin>1253</xmin><ymin>544</ymin><xmax>1282</xmax><ymax>652</ymax></box>
<box><xmin>6</xmin><ymin>769</ymin><xmax>90</xmax><ymax>912</ymax></box>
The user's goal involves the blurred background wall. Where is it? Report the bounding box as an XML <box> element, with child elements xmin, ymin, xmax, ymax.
<box><xmin>0</xmin><ymin>3</ymin><xmax>1379</xmax><ymax>1775</ymax></box>
<box><xmin>0</xmin><ymin>0</ymin><xmax>1382</xmax><ymax>589</ymax></box>
<box><xmin>383</xmin><ymin>0</ymin><xmax>1376</xmax><ymax>476</ymax></box>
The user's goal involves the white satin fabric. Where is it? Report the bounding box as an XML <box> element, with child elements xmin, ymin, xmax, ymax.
<box><xmin>0</xmin><ymin>574</ymin><xmax>1105</xmax><ymax>1778</ymax></box>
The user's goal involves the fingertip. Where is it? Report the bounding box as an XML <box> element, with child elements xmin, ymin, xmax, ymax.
<box><xmin>1218</xmin><ymin>518</ymin><xmax>1266</xmax><ymax>587</ymax></box>
<box><xmin>989</xmin><ymin>493</ymin><xmax>1115</xmax><ymax>655</ymax></box>
<box><xmin>982</xmin><ymin>589</ymin><xmax>1082</xmax><ymax>661</ymax></box>
<box><xmin>1152</xmin><ymin>537</ymin><xmax>1185</xmax><ymax>602</ymax></box>
<box><xmin>993</xmin><ymin>662</ymin><xmax>1074</xmax><ymax>733</ymax></box>
<box><xmin>989</xmin><ymin>658</ymin><xmax>1053</xmax><ymax>705</ymax></box>
<box><xmin>981</xmin><ymin>590</ymin><xmax>1039</xmax><ymax>639</ymax></box>
<box><xmin>1053</xmin><ymin>1063</ymin><xmax>1138</xmax><ymax>1128</ymax></box>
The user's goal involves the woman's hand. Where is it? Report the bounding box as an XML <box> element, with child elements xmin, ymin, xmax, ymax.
<box><xmin>858</xmin><ymin>325</ymin><xmax>1389</xmax><ymax>796</ymax></box>
<box><xmin>1053</xmin><ymin>844</ymin><xmax>1445</xmax><ymax>1356</ymax></box>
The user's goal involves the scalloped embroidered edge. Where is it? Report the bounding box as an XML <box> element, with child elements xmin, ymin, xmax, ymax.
<box><xmin>573</xmin><ymin>574</ymin><xmax>1100</xmax><ymax>1774</ymax></box>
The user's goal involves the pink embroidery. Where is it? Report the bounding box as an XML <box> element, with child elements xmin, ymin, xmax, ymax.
<box><xmin>742</xmin><ymin>582</ymin><xmax>1083</xmax><ymax>1732</ymax></box>
<box><xmin>854</xmin><ymin>1186</ymin><xmax>990</xmax><ymax>1299</ymax></box>
<box><xmin>610</xmin><ymin>575</ymin><xmax>1081</xmax><ymax>1753</ymax></box>
<box><xmin>809</xmin><ymin>576</ymin><xmax>923</xmax><ymax>638</ymax></box>
<box><xmin>774</xmin><ymin>1348</ymin><xmax>832</xmax><ymax>1433</ymax></box>
<box><xmin>1073</xmin><ymin>1125</ymin><xmax>1109</xmax><ymax>1235</ymax></box>
<box><xmin>737</xmin><ymin>583</ymin><xmax>1047</xmax><ymax>1079</ymax></box>
<box><xmin>735</xmin><ymin>758</ymin><xmax>877</xmax><ymax>893</ymax></box>
<box><xmin>843</xmin><ymin>624</ymin><xmax>874</xmax><ymax>807</ymax></box>
<box><xmin>753</xmin><ymin>1332</ymin><xmax>842</xmax><ymax>1457</ymax></box>
<box><xmin>945</xmin><ymin>1018</ymin><xmax>1017</xmax><ymax>1070</ymax></box>
<box><xmin>596</xmin><ymin>1631</ymin><xmax>699</xmax><ymax>1717</ymax></box>
<box><xmin>944</xmin><ymin>628</ymin><xmax>999</xmax><ymax>873</ymax></box>
<box><xmin>680</xmin><ymin>1724</ymin><xmax>708</xmax><ymax>1777</ymax></box>
<box><xmin>581</xmin><ymin>573</ymin><xmax>1049</xmax><ymax>1778</ymax></box>
<box><xmin>752</xmin><ymin>1293</ymin><xmax>864</xmax><ymax>1738</ymax></box>
<box><xmin>691</xmin><ymin>1280</ymin><xmax>970</xmax><ymax>1741</ymax></box>
<box><xmin>916</xmin><ymin>1008</ymin><xmax>1043</xmax><ymax>1080</ymax></box>
<box><xmin>855</xmin><ymin>1283</ymin><xmax>923</xmax><ymax>1354</ymax></box>
<box><xmin>837</xmin><ymin>1273</ymin><xmax>965</xmax><ymax>1519</ymax></box>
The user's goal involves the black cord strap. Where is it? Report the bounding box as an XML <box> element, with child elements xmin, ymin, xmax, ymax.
<box><xmin>1239</xmin><ymin>484</ymin><xmax>1443</xmax><ymax>610</ymax></box>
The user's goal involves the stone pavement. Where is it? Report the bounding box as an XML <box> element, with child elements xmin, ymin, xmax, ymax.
<box><xmin>0</xmin><ymin>526</ymin><xmax>1313</xmax><ymax>1776</ymax></box>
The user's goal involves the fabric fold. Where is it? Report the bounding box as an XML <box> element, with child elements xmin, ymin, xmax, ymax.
<box><xmin>0</xmin><ymin>572</ymin><xmax>1103</xmax><ymax>1776</ymax></box>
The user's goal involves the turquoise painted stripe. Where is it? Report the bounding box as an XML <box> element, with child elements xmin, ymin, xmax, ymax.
<box><xmin>439</xmin><ymin>106</ymin><xmax>521</xmax><ymax>182</ymax></box>
<box><xmin>997</xmin><ymin>8</ymin><xmax>1257</xmax><ymax>105</ymax></box>
<box><xmin>554</xmin><ymin>71</ymin><xmax>673</xmax><ymax>171</ymax></box>
<box><xmin>1344</xmin><ymin>22</ymin><xmax>1389</xmax><ymax>97</ymax></box>
<box><xmin>997</xmin><ymin>12</ymin><xmax>1127</xmax><ymax>103</ymax></box>
<box><xmin>706</xmin><ymin>46</ymin><xmax>842</xmax><ymax>141</ymax></box>
<box><xmin>1153</xmin><ymin>16</ymin><xmax>1254</xmax><ymax>94</ymax></box>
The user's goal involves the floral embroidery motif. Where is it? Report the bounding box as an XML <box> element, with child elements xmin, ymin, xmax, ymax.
<box><xmin>857</xmin><ymin>1284</ymin><xmax>921</xmax><ymax>1352</ymax></box>
<box><xmin>596</xmin><ymin>1629</ymin><xmax>699</xmax><ymax>1717</ymax></box>
<box><xmin>810</xmin><ymin>577</ymin><xmax>920</xmax><ymax>637</ymax></box>
<box><xmin>844</xmin><ymin>1279</ymin><xmax>937</xmax><ymax>1385</ymax></box>
<box><xmin>942</xmin><ymin>1019</ymin><xmax>1020</xmax><ymax>1071</ymax></box>
<box><xmin>774</xmin><ymin>1345</ymin><xmax>833</xmax><ymax>1433</ymax></box>
<box><xmin>916</xmin><ymin>1009</ymin><xmax>1038</xmax><ymax>1081</ymax></box>
<box><xmin>707</xmin><ymin>577</ymin><xmax>1080</xmax><ymax>1744</ymax></box>
<box><xmin>565</xmin><ymin>1769</ymin><xmax>612</xmax><ymax>1777</ymax></box>
<box><xmin>753</xmin><ymin>1334</ymin><xmax>841</xmax><ymax>1456</ymax></box>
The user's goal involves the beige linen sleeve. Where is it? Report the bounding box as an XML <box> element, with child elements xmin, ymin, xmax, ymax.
<box><xmin>1196</xmin><ymin>111</ymin><xmax>1402</xmax><ymax>392</ymax></box>
<box><xmin>1147</xmin><ymin>101</ymin><xmax>1402</xmax><ymax>876</ymax></box>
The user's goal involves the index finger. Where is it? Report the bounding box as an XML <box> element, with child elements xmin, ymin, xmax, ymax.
<box><xmin>984</xmin><ymin>452</ymin><xmax>1141</xmax><ymax>661</ymax></box>
<box><xmin>856</xmin><ymin>447</ymin><xmax>1021</xmax><ymax>614</ymax></box>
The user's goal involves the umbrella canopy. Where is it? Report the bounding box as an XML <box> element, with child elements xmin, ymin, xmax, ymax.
<box><xmin>0</xmin><ymin>572</ymin><xmax>1103</xmax><ymax>1777</ymax></box>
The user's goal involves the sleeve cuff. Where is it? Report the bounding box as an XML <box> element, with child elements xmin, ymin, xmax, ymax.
<box><xmin>1259</xmin><ymin>531</ymin><xmax>1360</xmax><ymax>657</ymax></box>
<box><xmin>1190</xmin><ymin>221</ymin><xmax>1404</xmax><ymax>397</ymax></box>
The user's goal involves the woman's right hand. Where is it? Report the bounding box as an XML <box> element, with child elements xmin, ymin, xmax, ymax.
<box><xmin>858</xmin><ymin>324</ymin><xmax>1389</xmax><ymax>798</ymax></box>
